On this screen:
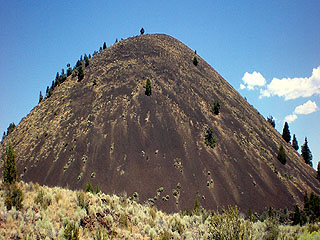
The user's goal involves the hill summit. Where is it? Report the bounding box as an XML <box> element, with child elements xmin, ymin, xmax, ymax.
<box><xmin>1</xmin><ymin>34</ymin><xmax>319</xmax><ymax>212</ymax></box>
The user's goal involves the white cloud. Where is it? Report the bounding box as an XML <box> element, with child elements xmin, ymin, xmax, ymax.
<box><xmin>284</xmin><ymin>114</ymin><xmax>298</xmax><ymax>123</ymax></box>
<box><xmin>260</xmin><ymin>66</ymin><xmax>320</xmax><ymax>100</ymax></box>
<box><xmin>294</xmin><ymin>100</ymin><xmax>319</xmax><ymax>115</ymax></box>
<box><xmin>241</xmin><ymin>71</ymin><xmax>266</xmax><ymax>90</ymax></box>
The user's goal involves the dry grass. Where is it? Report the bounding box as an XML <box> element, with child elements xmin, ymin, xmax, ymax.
<box><xmin>0</xmin><ymin>180</ymin><xmax>320</xmax><ymax>239</ymax></box>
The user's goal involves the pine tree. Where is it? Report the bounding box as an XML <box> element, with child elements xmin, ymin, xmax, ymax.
<box><xmin>78</xmin><ymin>65</ymin><xmax>84</xmax><ymax>82</ymax></box>
<box><xmin>301</xmin><ymin>137</ymin><xmax>313</xmax><ymax>167</ymax></box>
<box><xmin>39</xmin><ymin>91</ymin><xmax>43</xmax><ymax>103</ymax></box>
<box><xmin>84</xmin><ymin>54</ymin><xmax>90</xmax><ymax>67</ymax></box>
<box><xmin>267</xmin><ymin>116</ymin><xmax>275</xmax><ymax>128</ymax></box>
<box><xmin>317</xmin><ymin>162</ymin><xmax>320</xmax><ymax>182</ymax></box>
<box><xmin>85</xmin><ymin>182</ymin><xmax>94</xmax><ymax>193</ymax></box>
<box><xmin>205</xmin><ymin>127</ymin><xmax>216</xmax><ymax>148</ymax></box>
<box><xmin>103</xmin><ymin>42</ymin><xmax>107</xmax><ymax>49</ymax></box>
<box><xmin>292</xmin><ymin>134</ymin><xmax>299</xmax><ymax>151</ymax></box>
<box><xmin>67</xmin><ymin>67</ymin><xmax>72</xmax><ymax>77</ymax></box>
<box><xmin>212</xmin><ymin>100</ymin><xmax>220</xmax><ymax>115</ymax></box>
<box><xmin>96</xmin><ymin>185</ymin><xmax>100</xmax><ymax>194</ymax></box>
<box><xmin>140</xmin><ymin>27</ymin><xmax>145</xmax><ymax>35</ymax></box>
<box><xmin>145</xmin><ymin>78</ymin><xmax>152</xmax><ymax>96</ymax></box>
<box><xmin>277</xmin><ymin>144</ymin><xmax>286</xmax><ymax>165</ymax></box>
<box><xmin>6</xmin><ymin>122</ymin><xmax>16</xmax><ymax>135</ymax></box>
<box><xmin>193</xmin><ymin>56</ymin><xmax>198</xmax><ymax>66</ymax></box>
<box><xmin>3</xmin><ymin>143</ymin><xmax>17</xmax><ymax>184</ymax></box>
<box><xmin>282</xmin><ymin>122</ymin><xmax>291</xmax><ymax>143</ymax></box>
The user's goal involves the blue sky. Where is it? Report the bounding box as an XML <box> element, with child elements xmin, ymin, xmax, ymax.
<box><xmin>1</xmin><ymin>1</ymin><xmax>319</xmax><ymax>167</ymax></box>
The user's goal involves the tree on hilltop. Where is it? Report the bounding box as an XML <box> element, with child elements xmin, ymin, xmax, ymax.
<box><xmin>267</xmin><ymin>116</ymin><xmax>275</xmax><ymax>128</ymax></box>
<box><xmin>103</xmin><ymin>42</ymin><xmax>107</xmax><ymax>49</ymax></box>
<box><xmin>140</xmin><ymin>28</ymin><xmax>145</xmax><ymax>35</ymax></box>
<box><xmin>282</xmin><ymin>122</ymin><xmax>291</xmax><ymax>143</ymax></box>
<box><xmin>39</xmin><ymin>91</ymin><xmax>43</xmax><ymax>103</ymax></box>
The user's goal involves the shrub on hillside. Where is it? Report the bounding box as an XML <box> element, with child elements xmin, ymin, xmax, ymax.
<box><xmin>193</xmin><ymin>56</ymin><xmax>198</xmax><ymax>66</ymax></box>
<box><xmin>3</xmin><ymin>143</ymin><xmax>17</xmax><ymax>184</ymax></box>
<box><xmin>4</xmin><ymin>183</ymin><xmax>23</xmax><ymax>210</ymax></box>
<box><xmin>205</xmin><ymin>127</ymin><xmax>216</xmax><ymax>148</ymax></box>
<box><xmin>145</xmin><ymin>78</ymin><xmax>152</xmax><ymax>96</ymax></box>
<box><xmin>211</xmin><ymin>100</ymin><xmax>220</xmax><ymax>115</ymax></box>
<box><xmin>85</xmin><ymin>182</ymin><xmax>94</xmax><ymax>193</ymax></box>
<box><xmin>63</xmin><ymin>219</ymin><xmax>79</xmax><ymax>240</ymax></box>
<box><xmin>277</xmin><ymin>145</ymin><xmax>286</xmax><ymax>165</ymax></box>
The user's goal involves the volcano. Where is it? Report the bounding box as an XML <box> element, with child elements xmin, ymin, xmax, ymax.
<box><xmin>1</xmin><ymin>34</ymin><xmax>319</xmax><ymax>213</ymax></box>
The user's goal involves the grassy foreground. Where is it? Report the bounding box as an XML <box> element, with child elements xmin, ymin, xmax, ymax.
<box><xmin>1</xmin><ymin>181</ymin><xmax>320</xmax><ymax>239</ymax></box>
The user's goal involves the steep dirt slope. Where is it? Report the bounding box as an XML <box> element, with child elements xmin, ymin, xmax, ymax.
<box><xmin>1</xmin><ymin>34</ymin><xmax>319</xmax><ymax>213</ymax></box>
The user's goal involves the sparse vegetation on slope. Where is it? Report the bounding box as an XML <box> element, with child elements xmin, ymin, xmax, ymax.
<box><xmin>1</xmin><ymin>181</ymin><xmax>320</xmax><ymax>239</ymax></box>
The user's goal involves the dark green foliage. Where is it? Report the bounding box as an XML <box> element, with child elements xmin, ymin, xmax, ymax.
<box><xmin>67</xmin><ymin>67</ymin><xmax>72</xmax><ymax>77</ymax></box>
<box><xmin>96</xmin><ymin>185</ymin><xmax>100</xmax><ymax>194</ymax></box>
<box><xmin>211</xmin><ymin>100</ymin><xmax>220</xmax><ymax>115</ymax></box>
<box><xmin>277</xmin><ymin>145</ymin><xmax>286</xmax><ymax>165</ymax></box>
<box><xmin>317</xmin><ymin>162</ymin><xmax>320</xmax><ymax>182</ymax></box>
<box><xmin>304</xmin><ymin>192</ymin><xmax>320</xmax><ymax>223</ymax></box>
<box><xmin>205</xmin><ymin>127</ymin><xmax>216</xmax><ymax>148</ymax></box>
<box><xmin>34</xmin><ymin>189</ymin><xmax>51</xmax><ymax>209</ymax></box>
<box><xmin>84</xmin><ymin>54</ymin><xmax>89</xmax><ymax>67</ymax></box>
<box><xmin>267</xmin><ymin>116</ymin><xmax>275</xmax><ymax>128</ymax></box>
<box><xmin>4</xmin><ymin>183</ymin><xmax>23</xmax><ymax>210</ymax></box>
<box><xmin>145</xmin><ymin>78</ymin><xmax>152</xmax><ymax>96</ymax></box>
<box><xmin>63</xmin><ymin>220</ymin><xmax>79</xmax><ymax>240</ymax></box>
<box><xmin>301</xmin><ymin>137</ymin><xmax>312</xmax><ymax>167</ymax></box>
<box><xmin>78</xmin><ymin>65</ymin><xmax>84</xmax><ymax>82</ymax></box>
<box><xmin>75</xmin><ymin>60</ymin><xmax>82</xmax><ymax>69</ymax></box>
<box><xmin>140</xmin><ymin>27</ymin><xmax>145</xmax><ymax>35</ymax></box>
<box><xmin>292</xmin><ymin>134</ymin><xmax>299</xmax><ymax>151</ymax></box>
<box><xmin>39</xmin><ymin>91</ymin><xmax>43</xmax><ymax>103</ymax></box>
<box><xmin>103</xmin><ymin>42</ymin><xmax>107</xmax><ymax>49</ymax></box>
<box><xmin>88</xmin><ymin>54</ymin><xmax>91</xmax><ymax>59</ymax></box>
<box><xmin>268</xmin><ymin>206</ymin><xmax>275</xmax><ymax>218</ymax></box>
<box><xmin>76</xmin><ymin>191</ymin><xmax>89</xmax><ymax>210</ymax></box>
<box><xmin>292</xmin><ymin>205</ymin><xmax>305</xmax><ymax>225</ymax></box>
<box><xmin>60</xmin><ymin>69</ymin><xmax>67</xmax><ymax>83</ymax></box>
<box><xmin>248</xmin><ymin>208</ymin><xmax>254</xmax><ymax>222</ymax></box>
<box><xmin>85</xmin><ymin>182</ymin><xmax>94</xmax><ymax>193</ymax></box>
<box><xmin>192</xmin><ymin>196</ymin><xmax>201</xmax><ymax>215</ymax></box>
<box><xmin>3</xmin><ymin>143</ymin><xmax>17</xmax><ymax>184</ymax></box>
<box><xmin>282</xmin><ymin>122</ymin><xmax>291</xmax><ymax>143</ymax></box>
<box><xmin>193</xmin><ymin>56</ymin><xmax>198</xmax><ymax>66</ymax></box>
<box><xmin>6</xmin><ymin>122</ymin><xmax>16</xmax><ymax>135</ymax></box>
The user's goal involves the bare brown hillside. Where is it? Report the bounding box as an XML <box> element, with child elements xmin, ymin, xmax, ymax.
<box><xmin>1</xmin><ymin>34</ymin><xmax>319</xmax><ymax>213</ymax></box>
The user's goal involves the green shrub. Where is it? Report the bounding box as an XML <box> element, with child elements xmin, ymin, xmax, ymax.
<box><xmin>4</xmin><ymin>183</ymin><xmax>23</xmax><ymax>210</ymax></box>
<box><xmin>3</xmin><ymin>143</ymin><xmax>17</xmax><ymax>184</ymax></box>
<box><xmin>192</xmin><ymin>196</ymin><xmax>201</xmax><ymax>215</ymax></box>
<box><xmin>34</xmin><ymin>189</ymin><xmax>52</xmax><ymax>209</ymax></box>
<box><xmin>277</xmin><ymin>145</ymin><xmax>286</xmax><ymax>165</ymax></box>
<box><xmin>78</xmin><ymin>65</ymin><xmax>84</xmax><ymax>82</ymax></box>
<box><xmin>63</xmin><ymin>220</ymin><xmax>79</xmax><ymax>240</ymax></box>
<box><xmin>85</xmin><ymin>182</ymin><xmax>94</xmax><ymax>193</ymax></box>
<box><xmin>205</xmin><ymin>127</ymin><xmax>216</xmax><ymax>148</ymax></box>
<box><xmin>193</xmin><ymin>56</ymin><xmax>198</xmax><ymax>66</ymax></box>
<box><xmin>208</xmin><ymin>206</ymin><xmax>252</xmax><ymax>239</ymax></box>
<box><xmin>211</xmin><ymin>100</ymin><xmax>220</xmax><ymax>115</ymax></box>
<box><xmin>76</xmin><ymin>191</ymin><xmax>89</xmax><ymax>211</ymax></box>
<box><xmin>145</xmin><ymin>78</ymin><xmax>152</xmax><ymax>96</ymax></box>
